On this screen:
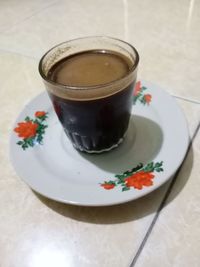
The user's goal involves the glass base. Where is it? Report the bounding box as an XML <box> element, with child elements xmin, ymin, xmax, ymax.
<box><xmin>73</xmin><ymin>135</ymin><xmax>125</xmax><ymax>154</ymax></box>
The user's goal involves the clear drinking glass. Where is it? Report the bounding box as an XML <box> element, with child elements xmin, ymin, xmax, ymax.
<box><xmin>39</xmin><ymin>36</ymin><xmax>139</xmax><ymax>153</ymax></box>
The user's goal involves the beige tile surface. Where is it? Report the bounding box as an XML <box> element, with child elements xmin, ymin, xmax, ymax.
<box><xmin>0</xmin><ymin>178</ymin><xmax>169</xmax><ymax>267</ymax></box>
<box><xmin>173</xmin><ymin>99</ymin><xmax>200</xmax><ymax>138</ymax></box>
<box><xmin>0</xmin><ymin>0</ymin><xmax>124</xmax><ymax>58</ymax></box>
<box><xmin>0</xmin><ymin>0</ymin><xmax>57</xmax><ymax>32</ymax></box>
<box><xmin>127</xmin><ymin>0</ymin><xmax>200</xmax><ymax>102</ymax></box>
<box><xmin>135</xmin><ymin>130</ymin><xmax>200</xmax><ymax>267</ymax></box>
<box><xmin>0</xmin><ymin>0</ymin><xmax>200</xmax><ymax>101</ymax></box>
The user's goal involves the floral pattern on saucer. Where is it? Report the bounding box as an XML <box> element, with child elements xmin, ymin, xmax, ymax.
<box><xmin>14</xmin><ymin>111</ymin><xmax>48</xmax><ymax>150</ymax></box>
<box><xmin>101</xmin><ymin>161</ymin><xmax>163</xmax><ymax>191</ymax></box>
<box><xmin>133</xmin><ymin>81</ymin><xmax>152</xmax><ymax>105</ymax></box>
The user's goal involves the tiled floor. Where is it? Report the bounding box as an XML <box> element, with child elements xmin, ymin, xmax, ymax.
<box><xmin>0</xmin><ymin>1</ymin><xmax>200</xmax><ymax>267</ymax></box>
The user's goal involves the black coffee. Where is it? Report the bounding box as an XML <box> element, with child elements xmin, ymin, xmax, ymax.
<box><xmin>47</xmin><ymin>50</ymin><xmax>135</xmax><ymax>152</ymax></box>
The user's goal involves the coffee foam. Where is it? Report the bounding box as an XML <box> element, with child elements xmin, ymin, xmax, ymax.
<box><xmin>39</xmin><ymin>37</ymin><xmax>139</xmax><ymax>101</ymax></box>
<box><xmin>44</xmin><ymin>70</ymin><xmax>136</xmax><ymax>101</ymax></box>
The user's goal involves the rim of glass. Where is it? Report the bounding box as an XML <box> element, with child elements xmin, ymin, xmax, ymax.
<box><xmin>38</xmin><ymin>36</ymin><xmax>139</xmax><ymax>91</ymax></box>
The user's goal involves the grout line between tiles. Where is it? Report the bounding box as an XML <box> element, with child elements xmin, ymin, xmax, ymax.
<box><xmin>173</xmin><ymin>94</ymin><xmax>200</xmax><ymax>105</ymax></box>
<box><xmin>129</xmin><ymin>121</ymin><xmax>200</xmax><ymax>267</ymax></box>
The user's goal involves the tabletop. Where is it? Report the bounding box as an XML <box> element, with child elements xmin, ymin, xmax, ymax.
<box><xmin>0</xmin><ymin>0</ymin><xmax>200</xmax><ymax>267</ymax></box>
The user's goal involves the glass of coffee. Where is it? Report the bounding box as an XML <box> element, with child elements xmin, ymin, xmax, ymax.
<box><xmin>39</xmin><ymin>36</ymin><xmax>139</xmax><ymax>153</ymax></box>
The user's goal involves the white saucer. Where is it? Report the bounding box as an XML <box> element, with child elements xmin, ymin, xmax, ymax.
<box><xmin>10</xmin><ymin>81</ymin><xmax>189</xmax><ymax>206</ymax></box>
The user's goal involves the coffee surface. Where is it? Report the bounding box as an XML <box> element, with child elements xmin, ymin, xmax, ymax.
<box><xmin>47</xmin><ymin>50</ymin><xmax>131</xmax><ymax>87</ymax></box>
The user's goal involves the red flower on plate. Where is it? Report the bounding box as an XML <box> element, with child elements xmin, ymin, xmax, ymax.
<box><xmin>125</xmin><ymin>171</ymin><xmax>155</xmax><ymax>190</ymax></box>
<box><xmin>101</xmin><ymin>183</ymin><xmax>115</xmax><ymax>190</ymax></box>
<box><xmin>14</xmin><ymin>111</ymin><xmax>48</xmax><ymax>150</ymax></box>
<box><xmin>14</xmin><ymin>121</ymin><xmax>38</xmax><ymax>139</ymax></box>
<box><xmin>35</xmin><ymin>111</ymin><xmax>46</xmax><ymax>118</ymax></box>
<box><xmin>100</xmin><ymin>161</ymin><xmax>163</xmax><ymax>192</ymax></box>
<box><xmin>133</xmin><ymin>81</ymin><xmax>141</xmax><ymax>96</ymax></box>
<box><xmin>144</xmin><ymin>94</ymin><xmax>152</xmax><ymax>104</ymax></box>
